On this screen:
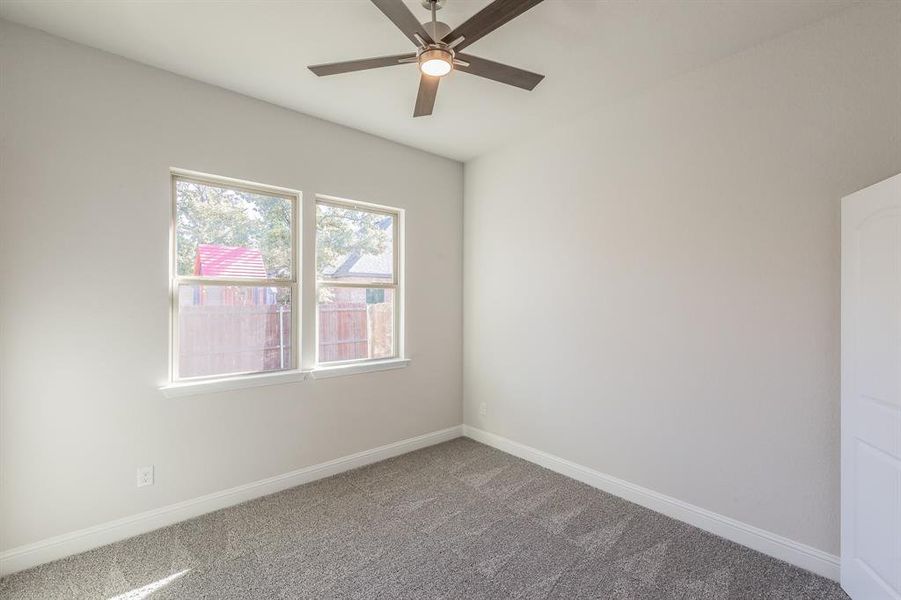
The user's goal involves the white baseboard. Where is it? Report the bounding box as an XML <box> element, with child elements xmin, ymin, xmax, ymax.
<box><xmin>462</xmin><ymin>425</ymin><xmax>840</xmax><ymax>582</ymax></box>
<box><xmin>0</xmin><ymin>425</ymin><xmax>462</xmax><ymax>577</ymax></box>
<box><xmin>2</xmin><ymin>424</ymin><xmax>840</xmax><ymax>582</ymax></box>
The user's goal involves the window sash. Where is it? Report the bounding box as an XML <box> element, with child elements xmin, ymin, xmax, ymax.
<box><xmin>313</xmin><ymin>281</ymin><xmax>395</xmax><ymax>289</ymax></box>
<box><xmin>172</xmin><ymin>173</ymin><xmax>299</xmax><ymax>283</ymax></box>
<box><xmin>172</xmin><ymin>281</ymin><xmax>298</xmax><ymax>381</ymax></box>
<box><xmin>177</xmin><ymin>276</ymin><xmax>296</xmax><ymax>286</ymax></box>
<box><xmin>315</xmin><ymin>282</ymin><xmax>399</xmax><ymax>365</ymax></box>
<box><xmin>315</xmin><ymin>197</ymin><xmax>398</xmax><ymax>287</ymax></box>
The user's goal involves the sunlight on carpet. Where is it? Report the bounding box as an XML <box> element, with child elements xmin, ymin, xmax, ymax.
<box><xmin>107</xmin><ymin>569</ymin><xmax>190</xmax><ymax>600</ymax></box>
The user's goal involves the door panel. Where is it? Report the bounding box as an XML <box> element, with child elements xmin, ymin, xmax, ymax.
<box><xmin>841</xmin><ymin>173</ymin><xmax>901</xmax><ymax>600</ymax></box>
<box><xmin>854</xmin><ymin>440</ymin><xmax>901</xmax><ymax>593</ymax></box>
<box><xmin>858</xmin><ymin>212</ymin><xmax>901</xmax><ymax>404</ymax></box>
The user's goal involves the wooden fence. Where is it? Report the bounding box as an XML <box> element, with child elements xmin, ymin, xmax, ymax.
<box><xmin>178</xmin><ymin>301</ymin><xmax>392</xmax><ymax>376</ymax></box>
<box><xmin>318</xmin><ymin>302</ymin><xmax>393</xmax><ymax>363</ymax></box>
<box><xmin>178</xmin><ymin>305</ymin><xmax>291</xmax><ymax>378</ymax></box>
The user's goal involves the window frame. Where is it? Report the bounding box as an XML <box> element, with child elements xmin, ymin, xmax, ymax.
<box><xmin>169</xmin><ymin>170</ymin><xmax>301</xmax><ymax>383</ymax></box>
<box><xmin>314</xmin><ymin>195</ymin><xmax>403</xmax><ymax>367</ymax></box>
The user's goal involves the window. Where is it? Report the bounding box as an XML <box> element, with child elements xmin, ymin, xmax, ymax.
<box><xmin>171</xmin><ymin>174</ymin><xmax>298</xmax><ymax>380</ymax></box>
<box><xmin>316</xmin><ymin>198</ymin><xmax>399</xmax><ymax>365</ymax></box>
<box><xmin>165</xmin><ymin>171</ymin><xmax>406</xmax><ymax>393</ymax></box>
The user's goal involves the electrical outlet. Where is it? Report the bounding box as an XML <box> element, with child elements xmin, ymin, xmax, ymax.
<box><xmin>136</xmin><ymin>465</ymin><xmax>154</xmax><ymax>488</ymax></box>
<box><xmin>479</xmin><ymin>402</ymin><xmax>487</xmax><ymax>417</ymax></box>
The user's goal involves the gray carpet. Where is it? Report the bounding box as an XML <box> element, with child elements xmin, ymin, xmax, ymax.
<box><xmin>1</xmin><ymin>438</ymin><xmax>849</xmax><ymax>599</ymax></box>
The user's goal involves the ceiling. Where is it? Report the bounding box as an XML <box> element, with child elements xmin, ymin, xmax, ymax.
<box><xmin>1</xmin><ymin>0</ymin><xmax>853</xmax><ymax>161</ymax></box>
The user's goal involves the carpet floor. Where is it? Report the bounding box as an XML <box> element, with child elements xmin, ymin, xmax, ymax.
<box><xmin>1</xmin><ymin>438</ymin><xmax>849</xmax><ymax>599</ymax></box>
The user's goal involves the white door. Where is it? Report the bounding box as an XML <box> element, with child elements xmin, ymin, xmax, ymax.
<box><xmin>842</xmin><ymin>173</ymin><xmax>901</xmax><ymax>600</ymax></box>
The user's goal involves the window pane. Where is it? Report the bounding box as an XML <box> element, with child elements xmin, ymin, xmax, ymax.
<box><xmin>318</xmin><ymin>287</ymin><xmax>394</xmax><ymax>363</ymax></box>
<box><xmin>178</xmin><ymin>284</ymin><xmax>292</xmax><ymax>378</ymax></box>
<box><xmin>316</xmin><ymin>203</ymin><xmax>393</xmax><ymax>284</ymax></box>
<box><xmin>176</xmin><ymin>179</ymin><xmax>293</xmax><ymax>279</ymax></box>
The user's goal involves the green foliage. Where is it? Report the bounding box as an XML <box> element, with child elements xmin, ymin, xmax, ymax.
<box><xmin>176</xmin><ymin>180</ymin><xmax>291</xmax><ymax>277</ymax></box>
<box><xmin>175</xmin><ymin>182</ymin><xmax>391</xmax><ymax>287</ymax></box>
<box><xmin>315</xmin><ymin>204</ymin><xmax>391</xmax><ymax>279</ymax></box>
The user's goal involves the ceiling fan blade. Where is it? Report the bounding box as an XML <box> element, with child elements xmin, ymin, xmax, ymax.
<box><xmin>308</xmin><ymin>53</ymin><xmax>416</xmax><ymax>76</ymax></box>
<box><xmin>455</xmin><ymin>54</ymin><xmax>544</xmax><ymax>91</ymax></box>
<box><xmin>442</xmin><ymin>0</ymin><xmax>545</xmax><ymax>52</ymax></box>
<box><xmin>371</xmin><ymin>0</ymin><xmax>434</xmax><ymax>47</ymax></box>
<box><xmin>413</xmin><ymin>75</ymin><xmax>440</xmax><ymax>117</ymax></box>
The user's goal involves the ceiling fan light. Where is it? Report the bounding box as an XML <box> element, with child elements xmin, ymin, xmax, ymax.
<box><xmin>420</xmin><ymin>58</ymin><xmax>452</xmax><ymax>77</ymax></box>
<box><xmin>419</xmin><ymin>49</ymin><xmax>453</xmax><ymax>77</ymax></box>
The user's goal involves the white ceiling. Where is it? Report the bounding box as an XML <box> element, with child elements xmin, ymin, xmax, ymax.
<box><xmin>1</xmin><ymin>0</ymin><xmax>853</xmax><ymax>161</ymax></box>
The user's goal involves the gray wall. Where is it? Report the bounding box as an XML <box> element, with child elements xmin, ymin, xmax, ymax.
<box><xmin>0</xmin><ymin>21</ymin><xmax>462</xmax><ymax>551</ymax></box>
<box><xmin>463</xmin><ymin>2</ymin><xmax>901</xmax><ymax>555</ymax></box>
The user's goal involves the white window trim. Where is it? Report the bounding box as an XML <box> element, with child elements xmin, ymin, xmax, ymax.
<box><xmin>160</xmin><ymin>358</ymin><xmax>411</xmax><ymax>398</ymax></box>
<box><xmin>168</xmin><ymin>169</ymin><xmax>301</xmax><ymax>385</ymax></box>
<box><xmin>160</xmin><ymin>369</ymin><xmax>308</xmax><ymax>398</ymax></box>
<box><xmin>161</xmin><ymin>171</ymin><xmax>407</xmax><ymax>397</ymax></box>
<box><xmin>309</xmin><ymin>357</ymin><xmax>410</xmax><ymax>380</ymax></box>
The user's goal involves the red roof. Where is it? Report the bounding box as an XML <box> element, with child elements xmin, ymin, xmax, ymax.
<box><xmin>194</xmin><ymin>244</ymin><xmax>267</xmax><ymax>278</ymax></box>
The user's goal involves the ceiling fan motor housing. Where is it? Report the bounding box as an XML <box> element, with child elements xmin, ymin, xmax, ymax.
<box><xmin>419</xmin><ymin>47</ymin><xmax>453</xmax><ymax>61</ymax></box>
<box><xmin>421</xmin><ymin>20</ymin><xmax>451</xmax><ymax>41</ymax></box>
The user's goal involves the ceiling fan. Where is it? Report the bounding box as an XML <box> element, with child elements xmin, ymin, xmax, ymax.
<box><xmin>308</xmin><ymin>0</ymin><xmax>546</xmax><ymax>117</ymax></box>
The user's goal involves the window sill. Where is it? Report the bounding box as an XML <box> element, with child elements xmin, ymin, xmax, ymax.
<box><xmin>160</xmin><ymin>370</ymin><xmax>307</xmax><ymax>398</ymax></box>
<box><xmin>159</xmin><ymin>359</ymin><xmax>410</xmax><ymax>397</ymax></box>
<box><xmin>308</xmin><ymin>358</ymin><xmax>410</xmax><ymax>380</ymax></box>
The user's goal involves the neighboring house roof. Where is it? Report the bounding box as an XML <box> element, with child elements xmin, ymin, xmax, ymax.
<box><xmin>194</xmin><ymin>244</ymin><xmax>267</xmax><ymax>278</ymax></box>
<box><xmin>327</xmin><ymin>250</ymin><xmax>393</xmax><ymax>280</ymax></box>
<box><xmin>323</xmin><ymin>217</ymin><xmax>393</xmax><ymax>281</ymax></box>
